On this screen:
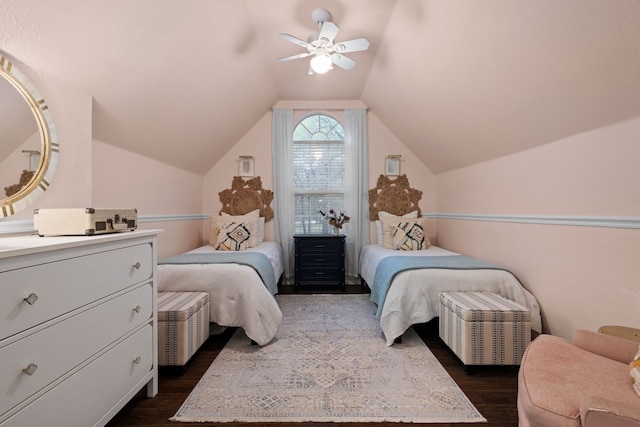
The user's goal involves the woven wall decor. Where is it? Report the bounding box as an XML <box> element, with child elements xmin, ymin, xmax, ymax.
<box><xmin>218</xmin><ymin>176</ymin><xmax>274</xmax><ymax>221</ymax></box>
<box><xmin>4</xmin><ymin>169</ymin><xmax>35</xmax><ymax>197</ymax></box>
<box><xmin>369</xmin><ymin>174</ymin><xmax>422</xmax><ymax>221</ymax></box>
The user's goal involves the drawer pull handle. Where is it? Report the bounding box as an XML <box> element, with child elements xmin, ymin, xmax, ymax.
<box><xmin>23</xmin><ymin>293</ymin><xmax>39</xmax><ymax>305</ymax></box>
<box><xmin>133</xmin><ymin>356</ymin><xmax>142</xmax><ymax>365</ymax></box>
<box><xmin>22</xmin><ymin>363</ymin><xmax>38</xmax><ymax>375</ymax></box>
<box><xmin>133</xmin><ymin>305</ymin><xmax>142</xmax><ymax>313</ymax></box>
<box><xmin>315</xmin><ymin>258</ymin><xmax>325</xmax><ymax>262</ymax></box>
<box><xmin>133</xmin><ymin>262</ymin><xmax>141</xmax><ymax>270</ymax></box>
<box><xmin>315</xmin><ymin>272</ymin><xmax>325</xmax><ymax>275</ymax></box>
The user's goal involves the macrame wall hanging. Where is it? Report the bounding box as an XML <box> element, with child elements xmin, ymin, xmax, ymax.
<box><xmin>368</xmin><ymin>174</ymin><xmax>422</xmax><ymax>221</ymax></box>
<box><xmin>218</xmin><ymin>176</ymin><xmax>274</xmax><ymax>221</ymax></box>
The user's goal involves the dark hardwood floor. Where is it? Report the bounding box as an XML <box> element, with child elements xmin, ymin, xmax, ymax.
<box><xmin>107</xmin><ymin>285</ymin><xmax>520</xmax><ymax>427</ymax></box>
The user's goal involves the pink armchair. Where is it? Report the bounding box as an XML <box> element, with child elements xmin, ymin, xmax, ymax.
<box><xmin>518</xmin><ymin>329</ymin><xmax>640</xmax><ymax>427</ymax></box>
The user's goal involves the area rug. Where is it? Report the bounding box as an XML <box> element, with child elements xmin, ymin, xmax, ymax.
<box><xmin>171</xmin><ymin>294</ymin><xmax>486</xmax><ymax>423</ymax></box>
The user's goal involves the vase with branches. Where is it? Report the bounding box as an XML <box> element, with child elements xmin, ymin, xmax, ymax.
<box><xmin>319</xmin><ymin>209</ymin><xmax>350</xmax><ymax>235</ymax></box>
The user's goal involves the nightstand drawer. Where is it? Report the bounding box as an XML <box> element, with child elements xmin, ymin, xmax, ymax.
<box><xmin>296</xmin><ymin>267</ymin><xmax>342</xmax><ymax>282</ymax></box>
<box><xmin>297</xmin><ymin>253</ymin><xmax>343</xmax><ymax>266</ymax></box>
<box><xmin>296</xmin><ymin>238</ymin><xmax>344</xmax><ymax>254</ymax></box>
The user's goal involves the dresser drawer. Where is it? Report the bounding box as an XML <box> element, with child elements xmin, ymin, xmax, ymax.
<box><xmin>0</xmin><ymin>283</ymin><xmax>152</xmax><ymax>416</ymax></box>
<box><xmin>0</xmin><ymin>243</ymin><xmax>152</xmax><ymax>339</ymax></box>
<box><xmin>1</xmin><ymin>324</ymin><xmax>153</xmax><ymax>427</ymax></box>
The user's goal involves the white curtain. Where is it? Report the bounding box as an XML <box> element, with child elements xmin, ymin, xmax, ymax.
<box><xmin>271</xmin><ymin>108</ymin><xmax>294</xmax><ymax>281</ymax></box>
<box><xmin>343</xmin><ymin>108</ymin><xmax>369</xmax><ymax>280</ymax></box>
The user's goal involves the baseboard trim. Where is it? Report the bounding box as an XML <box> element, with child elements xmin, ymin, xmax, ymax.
<box><xmin>425</xmin><ymin>213</ymin><xmax>640</xmax><ymax>230</ymax></box>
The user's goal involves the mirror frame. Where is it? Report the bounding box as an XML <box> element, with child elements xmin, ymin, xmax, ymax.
<box><xmin>0</xmin><ymin>53</ymin><xmax>58</xmax><ymax>218</ymax></box>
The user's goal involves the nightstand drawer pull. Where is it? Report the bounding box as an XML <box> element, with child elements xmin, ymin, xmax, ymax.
<box><xmin>22</xmin><ymin>363</ymin><xmax>38</xmax><ymax>375</ymax></box>
<box><xmin>133</xmin><ymin>305</ymin><xmax>142</xmax><ymax>313</ymax></box>
<box><xmin>23</xmin><ymin>293</ymin><xmax>39</xmax><ymax>305</ymax></box>
<box><xmin>133</xmin><ymin>261</ymin><xmax>142</xmax><ymax>270</ymax></box>
<box><xmin>133</xmin><ymin>356</ymin><xmax>142</xmax><ymax>365</ymax></box>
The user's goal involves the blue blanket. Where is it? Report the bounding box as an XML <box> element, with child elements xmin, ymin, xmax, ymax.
<box><xmin>158</xmin><ymin>252</ymin><xmax>278</xmax><ymax>295</ymax></box>
<box><xmin>370</xmin><ymin>255</ymin><xmax>514</xmax><ymax>318</ymax></box>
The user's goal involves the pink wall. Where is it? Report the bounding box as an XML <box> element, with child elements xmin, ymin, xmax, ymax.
<box><xmin>435</xmin><ymin>117</ymin><xmax>640</xmax><ymax>339</ymax></box>
<box><xmin>203</xmin><ymin>103</ymin><xmax>437</xmax><ymax>244</ymax></box>
<box><xmin>0</xmin><ymin>62</ymin><xmax>206</xmax><ymax>259</ymax></box>
<box><xmin>92</xmin><ymin>140</ymin><xmax>204</xmax><ymax>258</ymax></box>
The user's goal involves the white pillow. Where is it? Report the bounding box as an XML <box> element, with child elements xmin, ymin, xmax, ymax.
<box><xmin>211</xmin><ymin>209</ymin><xmax>260</xmax><ymax>247</ymax></box>
<box><xmin>258</xmin><ymin>217</ymin><xmax>265</xmax><ymax>242</ymax></box>
<box><xmin>378</xmin><ymin>211</ymin><xmax>419</xmax><ymax>248</ymax></box>
<box><xmin>214</xmin><ymin>220</ymin><xmax>254</xmax><ymax>251</ymax></box>
<box><xmin>390</xmin><ymin>220</ymin><xmax>430</xmax><ymax>251</ymax></box>
<box><xmin>375</xmin><ymin>220</ymin><xmax>383</xmax><ymax>245</ymax></box>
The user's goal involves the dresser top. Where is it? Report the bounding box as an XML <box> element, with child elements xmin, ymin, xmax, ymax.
<box><xmin>0</xmin><ymin>229</ymin><xmax>162</xmax><ymax>259</ymax></box>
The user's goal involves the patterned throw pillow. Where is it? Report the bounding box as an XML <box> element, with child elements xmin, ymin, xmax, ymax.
<box><xmin>632</xmin><ymin>344</ymin><xmax>640</xmax><ymax>397</ymax></box>
<box><xmin>378</xmin><ymin>211</ymin><xmax>418</xmax><ymax>248</ymax></box>
<box><xmin>214</xmin><ymin>221</ymin><xmax>252</xmax><ymax>251</ymax></box>
<box><xmin>391</xmin><ymin>220</ymin><xmax>430</xmax><ymax>251</ymax></box>
<box><xmin>210</xmin><ymin>210</ymin><xmax>259</xmax><ymax>248</ymax></box>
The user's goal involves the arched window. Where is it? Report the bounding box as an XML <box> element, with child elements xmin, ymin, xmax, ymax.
<box><xmin>292</xmin><ymin>114</ymin><xmax>345</xmax><ymax>234</ymax></box>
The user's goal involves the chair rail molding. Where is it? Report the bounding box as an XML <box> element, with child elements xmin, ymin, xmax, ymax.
<box><xmin>424</xmin><ymin>213</ymin><xmax>640</xmax><ymax>230</ymax></box>
<box><xmin>0</xmin><ymin>214</ymin><xmax>211</xmax><ymax>235</ymax></box>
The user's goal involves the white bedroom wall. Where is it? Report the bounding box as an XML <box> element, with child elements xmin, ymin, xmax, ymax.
<box><xmin>435</xmin><ymin>117</ymin><xmax>640</xmax><ymax>339</ymax></box>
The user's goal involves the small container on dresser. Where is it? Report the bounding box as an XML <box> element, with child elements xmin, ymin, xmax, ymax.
<box><xmin>294</xmin><ymin>234</ymin><xmax>345</xmax><ymax>292</ymax></box>
<box><xmin>0</xmin><ymin>230</ymin><xmax>161</xmax><ymax>427</ymax></box>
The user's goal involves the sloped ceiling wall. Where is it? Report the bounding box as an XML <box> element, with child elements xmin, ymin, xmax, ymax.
<box><xmin>1</xmin><ymin>0</ymin><xmax>638</xmax><ymax>175</ymax></box>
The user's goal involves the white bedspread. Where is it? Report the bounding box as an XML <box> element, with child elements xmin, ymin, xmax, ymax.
<box><xmin>360</xmin><ymin>244</ymin><xmax>542</xmax><ymax>346</ymax></box>
<box><xmin>157</xmin><ymin>241</ymin><xmax>283</xmax><ymax>346</ymax></box>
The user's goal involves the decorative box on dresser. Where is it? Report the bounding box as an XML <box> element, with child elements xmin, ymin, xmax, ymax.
<box><xmin>0</xmin><ymin>230</ymin><xmax>161</xmax><ymax>427</ymax></box>
<box><xmin>294</xmin><ymin>234</ymin><xmax>345</xmax><ymax>292</ymax></box>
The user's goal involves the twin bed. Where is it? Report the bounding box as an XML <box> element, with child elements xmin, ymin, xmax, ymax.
<box><xmin>360</xmin><ymin>244</ymin><xmax>541</xmax><ymax>345</ymax></box>
<box><xmin>157</xmin><ymin>177</ymin><xmax>284</xmax><ymax>346</ymax></box>
<box><xmin>363</xmin><ymin>174</ymin><xmax>541</xmax><ymax>345</ymax></box>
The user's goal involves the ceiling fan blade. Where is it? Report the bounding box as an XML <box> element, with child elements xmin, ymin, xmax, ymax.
<box><xmin>279</xmin><ymin>33</ymin><xmax>312</xmax><ymax>49</ymax></box>
<box><xmin>277</xmin><ymin>52</ymin><xmax>313</xmax><ymax>62</ymax></box>
<box><xmin>331</xmin><ymin>53</ymin><xmax>356</xmax><ymax>70</ymax></box>
<box><xmin>318</xmin><ymin>21</ymin><xmax>339</xmax><ymax>44</ymax></box>
<box><xmin>333</xmin><ymin>38</ymin><xmax>370</xmax><ymax>53</ymax></box>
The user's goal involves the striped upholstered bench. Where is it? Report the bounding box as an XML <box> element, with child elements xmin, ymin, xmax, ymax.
<box><xmin>158</xmin><ymin>292</ymin><xmax>210</xmax><ymax>366</ymax></box>
<box><xmin>439</xmin><ymin>291</ymin><xmax>531</xmax><ymax>370</ymax></box>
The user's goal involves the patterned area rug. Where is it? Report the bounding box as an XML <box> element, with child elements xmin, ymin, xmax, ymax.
<box><xmin>171</xmin><ymin>294</ymin><xmax>485</xmax><ymax>423</ymax></box>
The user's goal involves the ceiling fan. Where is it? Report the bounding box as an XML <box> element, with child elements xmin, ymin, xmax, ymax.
<box><xmin>277</xmin><ymin>8</ymin><xmax>370</xmax><ymax>75</ymax></box>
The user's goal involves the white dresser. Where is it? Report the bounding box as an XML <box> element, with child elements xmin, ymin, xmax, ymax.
<box><xmin>0</xmin><ymin>230</ymin><xmax>160</xmax><ymax>426</ymax></box>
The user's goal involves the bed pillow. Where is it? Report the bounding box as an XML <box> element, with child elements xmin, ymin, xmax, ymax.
<box><xmin>375</xmin><ymin>220</ymin><xmax>383</xmax><ymax>245</ymax></box>
<box><xmin>632</xmin><ymin>345</ymin><xmax>640</xmax><ymax>397</ymax></box>
<box><xmin>213</xmin><ymin>220</ymin><xmax>255</xmax><ymax>251</ymax></box>
<box><xmin>390</xmin><ymin>220</ymin><xmax>431</xmax><ymax>251</ymax></box>
<box><xmin>211</xmin><ymin>209</ymin><xmax>260</xmax><ymax>247</ymax></box>
<box><xmin>258</xmin><ymin>216</ymin><xmax>265</xmax><ymax>242</ymax></box>
<box><xmin>378</xmin><ymin>211</ymin><xmax>419</xmax><ymax>248</ymax></box>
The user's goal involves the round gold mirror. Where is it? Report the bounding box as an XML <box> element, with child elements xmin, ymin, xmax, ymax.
<box><xmin>0</xmin><ymin>53</ymin><xmax>58</xmax><ymax>218</ymax></box>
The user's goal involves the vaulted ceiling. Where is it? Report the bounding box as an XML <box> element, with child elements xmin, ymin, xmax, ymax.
<box><xmin>2</xmin><ymin>0</ymin><xmax>639</xmax><ymax>174</ymax></box>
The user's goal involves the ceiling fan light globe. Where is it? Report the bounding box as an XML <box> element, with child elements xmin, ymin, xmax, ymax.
<box><xmin>310</xmin><ymin>55</ymin><xmax>332</xmax><ymax>74</ymax></box>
